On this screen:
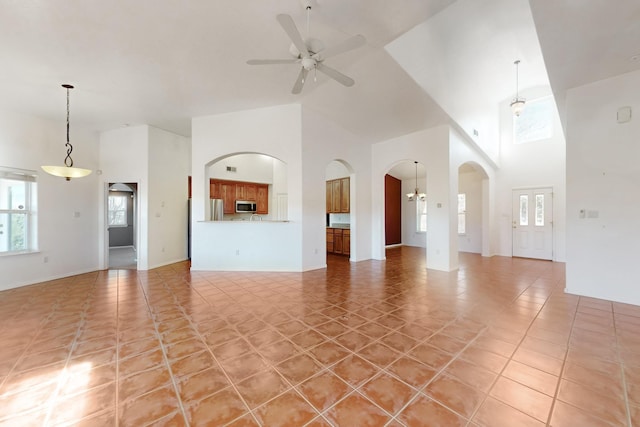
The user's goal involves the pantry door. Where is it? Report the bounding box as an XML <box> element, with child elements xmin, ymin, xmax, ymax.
<box><xmin>512</xmin><ymin>188</ymin><xmax>553</xmax><ymax>260</ymax></box>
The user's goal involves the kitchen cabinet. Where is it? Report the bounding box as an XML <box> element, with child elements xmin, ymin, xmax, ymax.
<box><xmin>326</xmin><ymin>228</ymin><xmax>334</xmax><ymax>253</ymax></box>
<box><xmin>343</xmin><ymin>229</ymin><xmax>350</xmax><ymax>256</ymax></box>
<box><xmin>340</xmin><ymin>178</ymin><xmax>350</xmax><ymax>213</ymax></box>
<box><xmin>326</xmin><ymin>177</ymin><xmax>350</xmax><ymax>213</ymax></box>
<box><xmin>326</xmin><ymin>227</ymin><xmax>350</xmax><ymax>255</ymax></box>
<box><xmin>220</xmin><ymin>182</ymin><xmax>235</xmax><ymax>214</ymax></box>
<box><xmin>256</xmin><ymin>185</ymin><xmax>268</xmax><ymax>214</ymax></box>
<box><xmin>210</xmin><ymin>179</ymin><xmax>269</xmax><ymax>214</ymax></box>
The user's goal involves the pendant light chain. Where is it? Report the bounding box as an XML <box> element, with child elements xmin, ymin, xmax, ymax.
<box><xmin>515</xmin><ymin>60</ymin><xmax>520</xmax><ymax>99</ymax></box>
<box><xmin>64</xmin><ymin>85</ymin><xmax>74</xmax><ymax>168</ymax></box>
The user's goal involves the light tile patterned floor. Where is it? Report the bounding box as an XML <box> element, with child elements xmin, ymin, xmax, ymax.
<box><xmin>0</xmin><ymin>247</ymin><xmax>638</xmax><ymax>426</ymax></box>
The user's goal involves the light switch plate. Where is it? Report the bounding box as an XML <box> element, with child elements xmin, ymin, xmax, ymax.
<box><xmin>617</xmin><ymin>106</ymin><xmax>632</xmax><ymax>123</ymax></box>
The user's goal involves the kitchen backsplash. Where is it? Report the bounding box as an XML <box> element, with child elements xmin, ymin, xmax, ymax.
<box><xmin>329</xmin><ymin>213</ymin><xmax>350</xmax><ymax>226</ymax></box>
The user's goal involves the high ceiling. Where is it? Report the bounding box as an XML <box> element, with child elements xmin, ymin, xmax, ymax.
<box><xmin>1</xmin><ymin>0</ymin><xmax>638</xmax><ymax>146</ymax></box>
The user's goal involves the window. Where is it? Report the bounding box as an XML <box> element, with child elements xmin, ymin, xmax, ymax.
<box><xmin>416</xmin><ymin>198</ymin><xmax>427</xmax><ymax>232</ymax></box>
<box><xmin>0</xmin><ymin>167</ymin><xmax>37</xmax><ymax>254</ymax></box>
<box><xmin>514</xmin><ymin>96</ymin><xmax>554</xmax><ymax>144</ymax></box>
<box><xmin>458</xmin><ymin>193</ymin><xmax>466</xmax><ymax>234</ymax></box>
<box><xmin>108</xmin><ymin>195</ymin><xmax>128</xmax><ymax>226</ymax></box>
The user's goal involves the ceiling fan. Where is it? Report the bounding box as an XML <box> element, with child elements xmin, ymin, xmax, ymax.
<box><xmin>247</xmin><ymin>2</ymin><xmax>366</xmax><ymax>94</ymax></box>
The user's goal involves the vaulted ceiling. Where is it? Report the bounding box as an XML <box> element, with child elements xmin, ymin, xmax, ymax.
<box><xmin>1</xmin><ymin>0</ymin><xmax>638</xmax><ymax>148</ymax></box>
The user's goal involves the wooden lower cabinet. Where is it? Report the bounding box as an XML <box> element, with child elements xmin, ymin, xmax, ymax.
<box><xmin>343</xmin><ymin>230</ymin><xmax>350</xmax><ymax>256</ymax></box>
<box><xmin>326</xmin><ymin>229</ymin><xmax>334</xmax><ymax>253</ymax></box>
<box><xmin>326</xmin><ymin>228</ymin><xmax>350</xmax><ymax>255</ymax></box>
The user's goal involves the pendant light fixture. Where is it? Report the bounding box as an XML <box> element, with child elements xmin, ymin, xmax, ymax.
<box><xmin>510</xmin><ymin>60</ymin><xmax>526</xmax><ymax>117</ymax></box>
<box><xmin>41</xmin><ymin>84</ymin><xmax>92</xmax><ymax>181</ymax></box>
<box><xmin>406</xmin><ymin>161</ymin><xmax>426</xmax><ymax>202</ymax></box>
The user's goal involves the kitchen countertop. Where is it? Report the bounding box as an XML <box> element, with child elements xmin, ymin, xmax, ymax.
<box><xmin>327</xmin><ymin>224</ymin><xmax>350</xmax><ymax>229</ymax></box>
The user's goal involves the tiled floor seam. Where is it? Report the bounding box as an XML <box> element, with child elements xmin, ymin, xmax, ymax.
<box><xmin>543</xmin><ymin>293</ymin><xmax>579</xmax><ymax>427</ymax></box>
<box><xmin>612</xmin><ymin>301</ymin><xmax>634</xmax><ymax>427</ymax></box>
<box><xmin>40</xmin><ymin>283</ymin><xmax>94</xmax><ymax>426</ymax></box>
<box><xmin>137</xmin><ymin>272</ymin><xmax>191</xmax><ymax>426</ymax></box>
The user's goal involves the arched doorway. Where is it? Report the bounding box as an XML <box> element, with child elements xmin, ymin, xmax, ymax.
<box><xmin>457</xmin><ymin>162</ymin><xmax>490</xmax><ymax>257</ymax></box>
<box><xmin>325</xmin><ymin>159</ymin><xmax>354</xmax><ymax>261</ymax></box>
<box><xmin>386</xmin><ymin>160</ymin><xmax>427</xmax><ymax>250</ymax></box>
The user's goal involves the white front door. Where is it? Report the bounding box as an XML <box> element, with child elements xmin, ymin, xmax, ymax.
<box><xmin>512</xmin><ymin>188</ymin><xmax>553</xmax><ymax>260</ymax></box>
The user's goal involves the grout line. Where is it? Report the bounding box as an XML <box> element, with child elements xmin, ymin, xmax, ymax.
<box><xmin>136</xmin><ymin>270</ymin><xmax>191</xmax><ymax>426</ymax></box>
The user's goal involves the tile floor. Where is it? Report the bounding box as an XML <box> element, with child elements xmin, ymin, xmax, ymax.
<box><xmin>0</xmin><ymin>247</ymin><xmax>638</xmax><ymax>426</ymax></box>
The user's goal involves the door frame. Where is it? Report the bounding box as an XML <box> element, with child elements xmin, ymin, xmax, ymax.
<box><xmin>103</xmin><ymin>182</ymin><xmax>140</xmax><ymax>270</ymax></box>
<box><xmin>511</xmin><ymin>186</ymin><xmax>553</xmax><ymax>260</ymax></box>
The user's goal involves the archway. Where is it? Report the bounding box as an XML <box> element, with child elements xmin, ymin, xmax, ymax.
<box><xmin>457</xmin><ymin>161</ymin><xmax>490</xmax><ymax>257</ymax></box>
<box><xmin>205</xmin><ymin>152</ymin><xmax>287</xmax><ymax>221</ymax></box>
<box><xmin>385</xmin><ymin>160</ymin><xmax>427</xmax><ymax>250</ymax></box>
<box><xmin>325</xmin><ymin>159</ymin><xmax>355</xmax><ymax>261</ymax></box>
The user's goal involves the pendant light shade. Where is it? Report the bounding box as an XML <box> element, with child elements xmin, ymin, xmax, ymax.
<box><xmin>41</xmin><ymin>84</ymin><xmax>92</xmax><ymax>181</ymax></box>
<box><xmin>406</xmin><ymin>161</ymin><xmax>426</xmax><ymax>202</ymax></box>
<box><xmin>510</xmin><ymin>60</ymin><xmax>526</xmax><ymax>117</ymax></box>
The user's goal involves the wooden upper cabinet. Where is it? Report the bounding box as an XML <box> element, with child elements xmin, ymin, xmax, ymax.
<box><xmin>220</xmin><ymin>182</ymin><xmax>235</xmax><ymax>214</ymax></box>
<box><xmin>210</xmin><ymin>179</ymin><xmax>269</xmax><ymax>214</ymax></box>
<box><xmin>256</xmin><ymin>185</ymin><xmax>268</xmax><ymax>214</ymax></box>
<box><xmin>340</xmin><ymin>177</ymin><xmax>350</xmax><ymax>213</ymax></box>
<box><xmin>332</xmin><ymin>180</ymin><xmax>341</xmax><ymax>213</ymax></box>
<box><xmin>326</xmin><ymin>177</ymin><xmax>350</xmax><ymax>213</ymax></box>
<box><xmin>245</xmin><ymin>184</ymin><xmax>257</xmax><ymax>201</ymax></box>
<box><xmin>210</xmin><ymin>179</ymin><xmax>221</xmax><ymax>199</ymax></box>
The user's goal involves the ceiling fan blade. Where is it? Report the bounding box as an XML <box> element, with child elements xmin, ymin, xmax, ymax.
<box><xmin>316</xmin><ymin>63</ymin><xmax>355</xmax><ymax>87</ymax></box>
<box><xmin>292</xmin><ymin>68</ymin><xmax>309</xmax><ymax>94</ymax></box>
<box><xmin>312</xmin><ymin>34</ymin><xmax>366</xmax><ymax>61</ymax></box>
<box><xmin>247</xmin><ymin>59</ymin><xmax>298</xmax><ymax>65</ymax></box>
<box><xmin>276</xmin><ymin>14</ymin><xmax>310</xmax><ymax>58</ymax></box>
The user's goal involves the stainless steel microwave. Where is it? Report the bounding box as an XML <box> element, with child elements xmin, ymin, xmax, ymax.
<box><xmin>236</xmin><ymin>200</ymin><xmax>257</xmax><ymax>213</ymax></box>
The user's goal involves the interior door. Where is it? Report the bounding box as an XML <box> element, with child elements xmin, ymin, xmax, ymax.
<box><xmin>512</xmin><ymin>188</ymin><xmax>553</xmax><ymax>260</ymax></box>
<box><xmin>385</xmin><ymin>174</ymin><xmax>402</xmax><ymax>245</ymax></box>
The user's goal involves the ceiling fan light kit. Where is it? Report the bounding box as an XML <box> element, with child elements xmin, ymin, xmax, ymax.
<box><xmin>247</xmin><ymin>2</ymin><xmax>366</xmax><ymax>94</ymax></box>
<box><xmin>41</xmin><ymin>84</ymin><xmax>92</xmax><ymax>181</ymax></box>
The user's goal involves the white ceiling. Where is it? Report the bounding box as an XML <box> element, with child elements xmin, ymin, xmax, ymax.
<box><xmin>1</xmin><ymin>0</ymin><xmax>639</xmax><ymax>145</ymax></box>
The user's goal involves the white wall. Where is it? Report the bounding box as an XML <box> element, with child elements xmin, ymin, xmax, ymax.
<box><xmin>191</xmin><ymin>104</ymin><xmax>304</xmax><ymax>271</ymax></box>
<box><xmin>147</xmin><ymin>126</ymin><xmax>191</xmax><ymax>269</ymax></box>
<box><xmin>496</xmin><ymin>88</ymin><xmax>566</xmax><ymax>261</ymax></box>
<box><xmin>0</xmin><ymin>110</ymin><xmax>99</xmax><ymax>290</ymax></box>
<box><xmin>449</xmin><ymin>127</ymin><xmax>496</xmax><ymax>258</ymax></box>
<box><xmin>208</xmin><ymin>153</ymin><xmax>276</xmax><ymax>184</ymax></box>
<box><xmin>99</xmin><ymin>125</ymin><xmax>190</xmax><ymax>270</ymax></box>
<box><xmin>565</xmin><ymin>69</ymin><xmax>640</xmax><ymax>306</ymax></box>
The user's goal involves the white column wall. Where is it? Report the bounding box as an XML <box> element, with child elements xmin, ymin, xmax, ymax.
<box><xmin>449</xmin><ymin>127</ymin><xmax>497</xmax><ymax>258</ymax></box>
<box><xmin>190</xmin><ymin>104</ymin><xmax>304</xmax><ymax>271</ymax></box>
<box><xmin>98</xmin><ymin>126</ymin><xmax>150</xmax><ymax>269</ymax></box>
<box><xmin>0</xmin><ymin>110</ymin><xmax>99</xmax><ymax>290</ymax></box>
<box><xmin>302</xmin><ymin>107</ymin><xmax>372</xmax><ymax>267</ymax></box>
<box><xmin>372</xmin><ymin>125</ymin><xmax>454</xmax><ymax>271</ymax></box>
<box><xmin>147</xmin><ymin>126</ymin><xmax>191</xmax><ymax>269</ymax></box>
<box><xmin>565</xmin><ymin>69</ymin><xmax>640</xmax><ymax>306</ymax></box>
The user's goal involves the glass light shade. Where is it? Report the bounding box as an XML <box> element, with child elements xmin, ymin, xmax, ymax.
<box><xmin>406</xmin><ymin>189</ymin><xmax>426</xmax><ymax>201</ymax></box>
<box><xmin>511</xmin><ymin>98</ymin><xmax>526</xmax><ymax>117</ymax></box>
<box><xmin>41</xmin><ymin>165</ymin><xmax>92</xmax><ymax>181</ymax></box>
